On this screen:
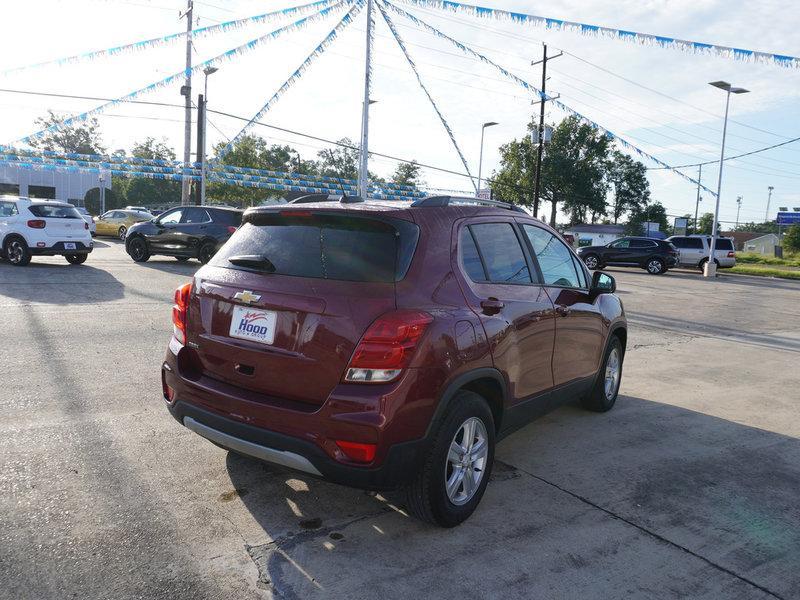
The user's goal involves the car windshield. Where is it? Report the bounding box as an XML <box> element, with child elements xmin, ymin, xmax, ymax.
<box><xmin>28</xmin><ymin>204</ymin><xmax>82</xmax><ymax>219</ymax></box>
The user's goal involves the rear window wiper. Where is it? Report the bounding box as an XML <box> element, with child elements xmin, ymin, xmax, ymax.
<box><xmin>227</xmin><ymin>254</ymin><xmax>276</xmax><ymax>272</ymax></box>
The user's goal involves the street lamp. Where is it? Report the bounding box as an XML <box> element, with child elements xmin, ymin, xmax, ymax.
<box><xmin>736</xmin><ymin>196</ymin><xmax>742</xmax><ymax>229</ymax></box>
<box><xmin>705</xmin><ymin>81</ymin><xmax>749</xmax><ymax>278</ymax></box>
<box><xmin>477</xmin><ymin>121</ymin><xmax>498</xmax><ymax>196</ymax></box>
<box><xmin>200</xmin><ymin>66</ymin><xmax>219</xmax><ymax>205</ymax></box>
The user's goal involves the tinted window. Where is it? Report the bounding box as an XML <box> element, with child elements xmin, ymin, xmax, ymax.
<box><xmin>211</xmin><ymin>213</ymin><xmax>419</xmax><ymax>283</ymax></box>
<box><xmin>671</xmin><ymin>237</ymin><xmax>703</xmax><ymax>249</ymax></box>
<box><xmin>460</xmin><ymin>228</ymin><xmax>487</xmax><ymax>282</ymax></box>
<box><xmin>0</xmin><ymin>201</ymin><xmax>18</xmax><ymax>217</ymax></box>
<box><xmin>469</xmin><ymin>223</ymin><xmax>531</xmax><ymax>283</ymax></box>
<box><xmin>713</xmin><ymin>238</ymin><xmax>734</xmax><ymax>251</ymax></box>
<box><xmin>111</xmin><ymin>211</ymin><xmax>126</xmax><ymax>219</ymax></box>
<box><xmin>210</xmin><ymin>209</ymin><xmax>243</xmax><ymax>226</ymax></box>
<box><xmin>610</xmin><ymin>239</ymin><xmax>630</xmax><ymax>248</ymax></box>
<box><xmin>571</xmin><ymin>254</ymin><xmax>589</xmax><ymax>288</ymax></box>
<box><xmin>158</xmin><ymin>209</ymin><xmax>183</xmax><ymax>225</ymax></box>
<box><xmin>182</xmin><ymin>208</ymin><xmax>210</xmax><ymax>224</ymax></box>
<box><xmin>630</xmin><ymin>239</ymin><xmax>657</xmax><ymax>248</ymax></box>
<box><xmin>28</xmin><ymin>204</ymin><xmax>82</xmax><ymax>219</ymax></box>
<box><xmin>523</xmin><ymin>225</ymin><xmax>580</xmax><ymax>288</ymax></box>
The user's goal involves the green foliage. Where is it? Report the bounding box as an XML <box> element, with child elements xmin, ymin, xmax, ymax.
<box><xmin>122</xmin><ymin>138</ymin><xmax>181</xmax><ymax>208</ymax></box>
<box><xmin>608</xmin><ymin>151</ymin><xmax>650</xmax><ymax>224</ymax></box>
<box><xmin>733</xmin><ymin>221</ymin><xmax>779</xmax><ymax>234</ymax></box>
<box><xmin>782</xmin><ymin>224</ymin><xmax>800</xmax><ymax>252</ymax></box>
<box><xmin>625</xmin><ymin>201</ymin><xmax>669</xmax><ymax>236</ymax></box>
<box><xmin>29</xmin><ymin>110</ymin><xmax>105</xmax><ymax>154</ymax></box>
<box><xmin>490</xmin><ymin>132</ymin><xmax>537</xmax><ymax>209</ymax></box>
<box><xmin>728</xmin><ymin>265</ymin><xmax>800</xmax><ymax>280</ymax></box>
<box><xmin>391</xmin><ymin>161</ymin><xmax>424</xmax><ymax>188</ymax></box>
<box><xmin>696</xmin><ymin>212</ymin><xmax>715</xmax><ymax>235</ymax></box>
<box><xmin>737</xmin><ymin>252</ymin><xmax>800</xmax><ymax>266</ymax></box>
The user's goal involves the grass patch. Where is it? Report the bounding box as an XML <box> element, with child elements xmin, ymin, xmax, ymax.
<box><xmin>727</xmin><ymin>264</ymin><xmax>800</xmax><ymax>280</ymax></box>
<box><xmin>736</xmin><ymin>252</ymin><xmax>800</xmax><ymax>267</ymax></box>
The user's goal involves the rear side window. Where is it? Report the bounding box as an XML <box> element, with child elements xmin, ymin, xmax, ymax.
<box><xmin>28</xmin><ymin>204</ymin><xmax>82</xmax><ymax>219</ymax></box>
<box><xmin>671</xmin><ymin>237</ymin><xmax>703</xmax><ymax>249</ymax></box>
<box><xmin>522</xmin><ymin>225</ymin><xmax>581</xmax><ymax>288</ymax></box>
<box><xmin>210</xmin><ymin>209</ymin><xmax>243</xmax><ymax>227</ymax></box>
<box><xmin>467</xmin><ymin>223</ymin><xmax>532</xmax><ymax>284</ymax></box>
<box><xmin>713</xmin><ymin>238</ymin><xmax>734</xmax><ymax>251</ymax></box>
<box><xmin>460</xmin><ymin>229</ymin><xmax>488</xmax><ymax>282</ymax></box>
<box><xmin>0</xmin><ymin>201</ymin><xmax>18</xmax><ymax>217</ymax></box>
<box><xmin>630</xmin><ymin>239</ymin><xmax>657</xmax><ymax>248</ymax></box>
<box><xmin>211</xmin><ymin>212</ymin><xmax>419</xmax><ymax>283</ymax></box>
<box><xmin>182</xmin><ymin>208</ymin><xmax>210</xmax><ymax>224</ymax></box>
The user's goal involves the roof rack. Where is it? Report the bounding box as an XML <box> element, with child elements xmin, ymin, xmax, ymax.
<box><xmin>410</xmin><ymin>195</ymin><xmax>527</xmax><ymax>213</ymax></box>
<box><xmin>288</xmin><ymin>194</ymin><xmax>364</xmax><ymax>205</ymax></box>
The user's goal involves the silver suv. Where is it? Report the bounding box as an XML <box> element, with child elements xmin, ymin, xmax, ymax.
<box><xmin>667</xmin><ymin>235</ymin><xmax>736</xmax><ymax>269</ymax></box>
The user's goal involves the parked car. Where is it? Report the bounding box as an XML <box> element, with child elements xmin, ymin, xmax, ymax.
<box><xmin>0</xmin><ymin>196</ymin><xmax>93</xmax><ymax>266</ymax></box>
<box><xmin>160</xmin><ymin>196</ymin><xmax>627</xmax><ymax>526</ymax></box>
<box><xmin>72</xmin><ymin>206</ymin><xmax>96</xmax><ymax>236</ymax></box>
<box><xmin>125</xmin><ymin>205</ymin><xmax>243</xmax><ymax>264</ymax></box>
<box><xmin>666</xmin><ymin>235</ymin><xmax>736</xmax><ymax>269</ymax></box>
<box><xmin>576</xmin><ymin>236</ymin><xmax>679</xmax><ymax>275</ymax></box>
<box><xmin>94</xmin><ymin>209</ymin><xmax>153</xmax><ymax>240</ymax></box>
<box><xmin>125</xmin><ymin>205</ymin><xmax>149</xmax><ymax>213</ymax></box>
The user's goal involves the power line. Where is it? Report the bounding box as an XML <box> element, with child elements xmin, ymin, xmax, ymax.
<box><xmin>647</xmin><ymin>136</ymin><xmax>800</xmax><ymax>170</ymax></box>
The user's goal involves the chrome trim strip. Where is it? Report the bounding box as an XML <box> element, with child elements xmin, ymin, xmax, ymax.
<box><xmin>183</xmin><ymin>417</ymin><xmax>323</xmax><ymax>477</ymax></box>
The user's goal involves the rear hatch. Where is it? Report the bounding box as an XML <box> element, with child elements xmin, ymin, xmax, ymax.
<box><xmin>28</xmin><ymin>204</ymin><xmax>88</xmax><ymax>239</ymax></box>
<box><xmin>190</xmin><ymin>209</ymin><xmax>419</xmax><ymax>407</ymax></box>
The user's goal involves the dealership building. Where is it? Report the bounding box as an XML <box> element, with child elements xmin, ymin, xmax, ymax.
<box><xmin>0</xmin><ymin>163</ymin><xmax>111</xmax><ymax>206</ymax></box>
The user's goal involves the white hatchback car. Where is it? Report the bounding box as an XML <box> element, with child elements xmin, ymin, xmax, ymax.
<box><xmin>0</xmin><ymin>196</ymin><xmax>93</xmax><ymax>266</ymax></box>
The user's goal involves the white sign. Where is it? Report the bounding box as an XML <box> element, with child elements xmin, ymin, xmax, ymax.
<box><xmin>229</xmin><ymin>306</ymin><xmax>277</xmax><ymax>345</ymax></box>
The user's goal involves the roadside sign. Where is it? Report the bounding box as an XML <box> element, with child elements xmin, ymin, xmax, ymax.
<box><xmin>777</xmin><ymin>212</ymin><xmax>800</xmax><ymax>225</ymax></box>
<box><xmin>476</xmin><ymin>188</ymin><xmax>491</xmax><ymax>200</ymax></box>
<box><xmin>674</xmin><ymin>217</ymin><xmax>688</xmax><ymax>236</ymax></box>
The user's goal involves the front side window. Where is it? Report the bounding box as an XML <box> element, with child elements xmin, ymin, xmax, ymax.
<box><xmin>467</xmin><ymin>223</ymin><xmax>532</xmax><ymax>284</ymax></box>
<box><xmin>523</xmin><ymin>224</ymin><xmax>580</xmax><ymax>288</ymax></box>
<box><xmin>158</xmin><ymin>209</ymin><xmax>183</xmax><ymax>225</ymax></box>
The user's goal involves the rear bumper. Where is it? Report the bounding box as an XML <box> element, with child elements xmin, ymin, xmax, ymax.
<box><xmin>166</xmin><ymin>400</ymin><xmax>428</xmax><ymax>490</ymax></box>
<box><xmin>29</xmin><ymin>241</ymin><xmax>93</xmax><ymax>256</ymax></box>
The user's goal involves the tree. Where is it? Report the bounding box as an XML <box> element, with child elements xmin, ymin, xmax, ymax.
<box><xmin>541</xmin><ymin>116</ymin><xmax>610</xmax><ymax>226</ymax></box>
<box><xmin>607</xmin><ymin>151</ymin><xmax>650</xmax><ymax>224</ymax></box>
<box><xmin>317</xmin><ymin>139</ymin><xmax>359</xmax><ymax>181</ymax></box>
<box><xmin>625</xmin><ymin>201</ymin><xmax>669</xmax><ymax>236</ymax></box>
<box><xmin>123</xmin><ymin>137</ymin><xmax>181</xmax><ymax>207</ymax></box>
<box><xmin>783</xmin><ymin>224</ymin><xmax>800</xmax><ymax>253</ymax></box>
<box><xmin>697</xmin><ymin>212</ymin><xmax>715</xmax><ymax>235</ymax></box>
<box><xmin>490</xmin><ymin>132</ymin><xmax>536</xmax><ymax>209</ymax></box>
<box><xmin>391</xmin><ymin>161</ymin><xmax>424</xmax><ymax>188</ymax></box>
<box><xmin>28</xmin><ymin>110</ymin><xmax>105</xmax><ymax>155</ymax></box>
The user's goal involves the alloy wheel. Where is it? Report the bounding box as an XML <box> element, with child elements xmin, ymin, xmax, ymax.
<box><xmin>647</xmin><ymin>259</ymin><xmax>663</xmax><ymax>274</ymax></box>
<box><xmin>584</xmin><ymin>255</ymin><xmax>599</xmax><ymax>269</ymax></box>
<box><xmin>604</xmin><ymin>348</ymin><xmax>621</xmax><ymax>400</ymax></box>
<box><xmin>445</xmin><ymin>417</ymin><xmax>488</xmax><ymax>506</ymax></box>
<box><xmin>8</xmin><ymin>241</ymin><xmax>24</xmax><ymax>264</ymax></box>
<box><xmin>118</xmin><ymin>227</ymin><xmax>127</xmax><ymax>241</ymax></box>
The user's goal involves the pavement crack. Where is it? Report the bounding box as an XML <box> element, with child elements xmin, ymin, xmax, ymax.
<box><xmin>496</xmin><ymin>460</ymin><xmax>786</xmax><ymax>600</ymax></box>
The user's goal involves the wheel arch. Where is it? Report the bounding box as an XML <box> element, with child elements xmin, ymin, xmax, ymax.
<box><xmin>1</xmin><ymin>232</ymin><xmax>28</xmax><ymax>249</ymax></box>
<box><xmin>426</xmin><ymin>368</ymin><xmax>507</xmax><ymax>437</ymax></box>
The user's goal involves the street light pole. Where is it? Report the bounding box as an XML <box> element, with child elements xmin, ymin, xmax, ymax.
<box><xmin>736</xmin><ymin>196</ymin><xmax>742</xmax><ymax>229</ymax></box>
<box><xmin>693</xmin><ymin>164</ymin><xmax>702</xmax><ymax>233</ymax></box>
<box><xmin>765</xmin><ymin>185</ymin><xmax>774</xmax><ymax>222</ymax></box>
<box><xmin>477</xmin><ymin>121</ymin><xmax>498</xmax><ymax>195</ymax></box>
<box><xmin>200</xmin><ymin>66</ymin><xmax>218</xmax><ymax>206</ymax></box>
<box><xmin>180</xmin><ymin>0</ymin><xmax>194</xmax><ymax>206</ymax></box>
<box><xmin>357</xmin><ymin>0</ymin><xmax>374</xmax><ymax>199</ymax></box>
<box><xmin>705</xmin><ymin>81</ymin><xmax>749</xmax><ymax>278</ymax></box>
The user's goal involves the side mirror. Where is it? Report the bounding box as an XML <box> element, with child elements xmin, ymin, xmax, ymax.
<box><xmin>591</xmin><ymin>271</ymin><xmax>616</xmax><ymax>296</ymax></box>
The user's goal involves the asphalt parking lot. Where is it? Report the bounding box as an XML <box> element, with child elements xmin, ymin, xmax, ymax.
<box><xmin>2</xmin><ymin>241</ymin><xmax>799</xmax><ymax>600</ymax></box>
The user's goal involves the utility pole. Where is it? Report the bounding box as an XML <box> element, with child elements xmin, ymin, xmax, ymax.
<box><xmin>180</xmin><ymin>0</ymin><xmax>194</xmax><ymax>206</ymax></box>
<box><xmin>194</xmin><ymin>93</ymin><xmax>204</xmax><ymax>205</ymax></box>
<box><xmin>735</xmin><ymin>195</ymin><xmax>742</xmax><ymax>228</ymax></box>
<box><xmin>765</xmin><ymin>185</ymin><xmax>774</xmax><ymax>222</ymax></box>
<box><xmin>531</xmin><ymin>44</ymin><xmax>561</xmax><ymax>218</ymax></box>
<box><xmin>357</xmin><ymin>0</ymin><xmax>374</xmax><ymax>199</ymax></box>
<box><xmin>693</xmin><ymin>164</ymin><xmax>702</xmax><ymax>233</ymax></box>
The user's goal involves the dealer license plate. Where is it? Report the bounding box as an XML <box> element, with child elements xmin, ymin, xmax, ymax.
<box><xmin>229</xmin><ymin>305</ymin><xmax>277</xmax><ymax>345</ymax></box>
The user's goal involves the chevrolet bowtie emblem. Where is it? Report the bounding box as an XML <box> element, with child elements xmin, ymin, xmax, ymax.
<box><xmin>233</xmin><ymin>290</ymin><xmax>261</xmax><ymax>304</ymax></box>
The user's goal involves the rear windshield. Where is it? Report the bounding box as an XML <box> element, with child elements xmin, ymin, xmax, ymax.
<box><xmin>28</xmin><ymin>204</ymin><xmax>82</xmax><ymax>219</ymax></box>
<box><xmin>210</xmin><ymin>212</ymin><xmax>419</xmax><ymax>282</ymax></box>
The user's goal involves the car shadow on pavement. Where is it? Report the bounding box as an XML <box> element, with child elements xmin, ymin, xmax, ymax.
<box><xmin>0</xmin><ymin>262</ymin><xmax>125</xmax><ymax>304</ymax></box>
<box><xmin>134</xmin><ymin>259</ymin><xmax>202</xmax><ymax>276</ymax></box>
<box><xmin>224</xmin><ymin>395</ymin><xmax>800</xmax><ymax>599</ymax></box>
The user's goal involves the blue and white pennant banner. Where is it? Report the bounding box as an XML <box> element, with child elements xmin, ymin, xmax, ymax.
<box><xmin>396</xmin><ymin>0</ymin><xmax>800</xmax><ymax>69</ymax></box>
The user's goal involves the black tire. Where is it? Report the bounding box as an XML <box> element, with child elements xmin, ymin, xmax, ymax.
<box><xmin>581</xmin><ymin>336</ymin><xmax>624</xmax><ymax>412</ymax></box>
<box><xmin>4</xmin><ymin>236</ymin><xmax>31</xmax><ymax>266</ymax></box>
<box><xmin>582</xmin><ymin>253</ymin><xmax>601</xmax><ymax>270</ymax></box>
<box><xmin>65</xmin><ymin>253</ymin><xmax>87</xmax><ymax>265</ymax></box>
<box><xmin>175</xmin><ymin>256</ymin><xmax>191</xmax><ymax>262</ymax></box>
<box><xmin>127</xmin><ymin>237</ymin><xmax>150</xmax><ymax>262</ymax></box>
<box><xmin>198</xmin><ymin>242</ymin><xmax>216</xmax><ymax>265</ymax></box>
<box><xmin>698</xmin><ymin>257</ymin><xmax>720</xmax><ymax>270</ymax></box>
<box><xmin>645</xmin><ymin>257</ymin><xmax>665</xmax><ymax>275</ymax></box>
<box><xmin>402</xmin><ymin>391</ymin><xmax>495</xmax><ymax>527</ymax></box>
<box><xmin>118</xmin><ymin>226</ymin><xmax>127</xmax><ymax>241</ymax></box>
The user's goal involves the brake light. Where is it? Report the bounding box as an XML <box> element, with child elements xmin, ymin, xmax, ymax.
<box><xmin>84</xmin><ymin>222</ymin><xmax>89</xmax><ymax>230</ymax></box>
<box><xmin>727</xmin><ymin>251</ymin><xmax>735</xmax><ymax>258</ymax></box>
<box><xmin>280</xmin><ymin>210</ymin><xmax>312</xmax><ymax>217</ymax></box>
<box><xmin>335</xmin><ymin>440</ymin><xmax>377</xmax><ymax>463</ymax></box>
<box><xmin>227</xmin><ymin>226</ymin><xmax>237</xmax><ymax>234</ymax></box>
<box><xmin>27</xmin><ymin>219</ymin><xmax>46</xmax><ymax>229</ymax></box>
<box><xmin>172</xmin><ymin>282</ymin><xmax>193</xmax><ymax>345</ymax></box>
<box><xmin>344</xmin><ymin>310</ymin><xmax>433</xmax><ymax>383</ymax></box>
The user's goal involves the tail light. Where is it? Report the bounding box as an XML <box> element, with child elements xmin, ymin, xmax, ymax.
<box><xmin>84</xmin><ymin>222</ymin><xmax>89</xmax><ymax>230</ymax></box>
<box><xmin>344</xmin><ymin>310</ymin><xmax>433</xmax><ymax>383</ymax></box>
<box><xmin>172</xmin><ymin>282</ymin><xmax>193</xmax><ymax>345</ymax></box>
<box><xmin>227</xmin><ymin>226</ymin><xmax>237</xmax><ymax>234</ymax></box>
<box><xmin>27</xmin><ymin>219</ymin><xmax>46</xmax><ymax>229</ymax></box>
<box><xmin>335</xmin><ymin>440</ymin><xmax>376</xmax><ymax>463</ymax></box>
<box><xmin>727</xmin><ymin>251</ymin><xmax>735</xmax><ymax>258</ymax></box>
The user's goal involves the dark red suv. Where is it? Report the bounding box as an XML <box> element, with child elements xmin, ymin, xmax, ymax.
<box><xmin>162</xmin><ymin>196</ymin><xmax>627</xmax><ymax>526</ymax></box>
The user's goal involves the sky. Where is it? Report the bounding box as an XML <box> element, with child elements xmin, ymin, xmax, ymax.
<box><xmin>0</xmin><ymin>0</ymin><xmax>798</xmax><ymax>226</ymax></box>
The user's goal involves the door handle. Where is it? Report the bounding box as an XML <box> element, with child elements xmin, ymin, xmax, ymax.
<box><xmin>555</xmin><ymin>304</ymin><xmax>571</xmax><ymax>317</ymax></box>
<box><xmin>480</xmin><ymin>298</ymin><xmax>504</xmax><ymax>315</ymax></box>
